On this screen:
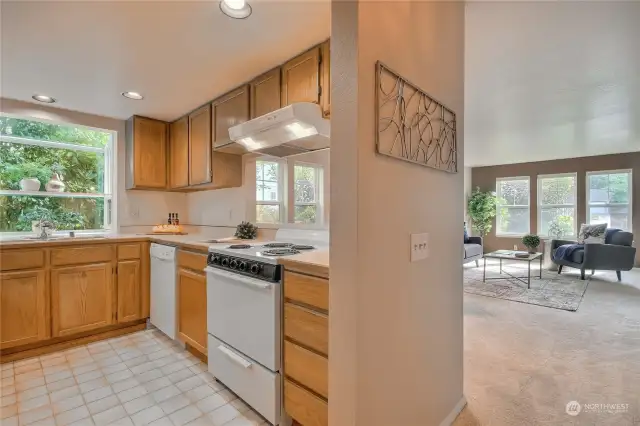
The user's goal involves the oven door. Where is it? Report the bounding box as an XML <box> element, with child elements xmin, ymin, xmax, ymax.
<box><xmin>205</xmin><ymin>266</ymin><xmax>281</xmax><ymax>371</ymax></box>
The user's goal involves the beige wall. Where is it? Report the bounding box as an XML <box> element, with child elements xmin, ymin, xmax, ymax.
<box><xmin>330</xmin><ymin>1</ymin><xmax>465</xmax><ymax>425</ymax></box>
<box><xmin>472</xmin><ymin>152</ymin><xmax>640</xmax><ymax>265</ymax></box>
<box><xmin>0</xmin><ymin>98</ymin><xmax>188</xmax><ymax>232</ymax></box>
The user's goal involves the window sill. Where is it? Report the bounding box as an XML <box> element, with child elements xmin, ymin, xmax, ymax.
<box><xmin>495</xmin><ymin>234</ymin><xmax>530</xmax><ymax>238</ymax></box>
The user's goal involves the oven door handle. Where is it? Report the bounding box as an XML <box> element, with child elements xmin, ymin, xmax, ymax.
<box><xmin>217</xmin><ymin>345</ymin><xmax>253</xmax><ymax>368</ymax></box>
<box><xmin>204</xmin><ymin>266</ymin><xmax>272</xmax><ymax>290</ymax></box>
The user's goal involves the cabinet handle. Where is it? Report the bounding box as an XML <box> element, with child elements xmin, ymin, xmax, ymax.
<box><xmin>217</xmin><ymin>345</ymin><xmax>252</xmax><ymax>368</ymax></box>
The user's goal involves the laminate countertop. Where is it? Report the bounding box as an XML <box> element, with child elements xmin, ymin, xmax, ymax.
<box><xmin>0</xmin><ymin>233</ymin><xmax>255</xmax><ymax>253</ymax></box>
<box><xmin>279</xmin><ymin>249</ymin><xmax>329</xmax><ymax>279</ymax></box>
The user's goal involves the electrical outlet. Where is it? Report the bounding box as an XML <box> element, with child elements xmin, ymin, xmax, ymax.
<box><xmin>411</xmin><ymin>233</ymin><xmax>429</xmax><ymax>262</ymax></box>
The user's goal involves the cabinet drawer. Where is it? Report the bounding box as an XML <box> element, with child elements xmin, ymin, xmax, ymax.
<box><xmin>284</xmin><ymin>379</ymin><xmax>328</xmax><ymax>426</ymax></box>
<box><xmin>284</xmin><ymin>271</ymin><xmax>328</xmax><ymax>311</ymax></box>
<box><xmin>51</xmin><ymin>245</ymin><xmax>112</xmax><ymax>266</ymax></box>
<box><xmin>177</xmin><ymin>250</ymin><xmax>207</xmax><ymax>272</ymax></box>
<box><xmin>118</xmin><ymin>243</ymin><xmax>141</xmax><ymax>260</ymax></box>
<box><xmin>284</xmin><ymin>303</ymin><xmax>328</xmax><ymax>356</ymax></box>
<box><xmin>0</xmin><ymin>249</ymin><xmax>45</xmax><ymax>271</ymax></box>
<box><xmin>284</xmin><ymin>340</ymin><xmax>328</xmax><ymax>399</ymax></box>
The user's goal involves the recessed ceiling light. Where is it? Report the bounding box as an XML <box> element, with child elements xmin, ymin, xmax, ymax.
<box><xmin>122</xmin><ymin>91</ymin><xmax>144</xmax><ymax>100</ymax></box>
<box><xmin>220</xmin><ymin>0</ymin><xmax>252</xmax><ymax>19</ymax></box>
<box><xmin>32</xmin><ymin>94</ymin><xmax>56</xmax><ymax>104</ymax></box>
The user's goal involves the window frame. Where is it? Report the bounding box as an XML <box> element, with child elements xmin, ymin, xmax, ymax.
<box><xmin>495</xmin><ymin>176</ymin><xmax>531</xmax><ymax>237</ymax></box>
<box><xmin>255</xmin><ymin>158</ymin><xmax>286</xmax><ymax>225</ymax></box>
<box><xmin>537</xmin><ymin>172</ymin><xmax>578</xmax><ymax>238</ymax></box>
<box><xmin>586</xmin><ymin>169</ymin><xmax>633</xmax><ymax>231</ymax></box>
<box><xmin>292</xmin><ymin>161</ymin><xmax>323</xmax><ymax>226</ymax></box>
<box><xmin>0</xmin><ymin>115</ymin><xmax>115</xmax><ymax>235</ymax></box>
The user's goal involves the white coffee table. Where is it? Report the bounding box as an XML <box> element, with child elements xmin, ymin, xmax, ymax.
<box><xmin>483</xmin><ymin>250</ymin><xmax>543</xmax><ymax>289</ymax></box>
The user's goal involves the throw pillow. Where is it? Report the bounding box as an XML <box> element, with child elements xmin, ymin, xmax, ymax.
<box><xmin>464</xmin><ymin>222</ymin><xmax>469</xmax><ymax>243</ymax></box>
<box><xmin>577</xmin><ymin>223</ymin><xmax>607</xmax><ymax>244</ymax></box>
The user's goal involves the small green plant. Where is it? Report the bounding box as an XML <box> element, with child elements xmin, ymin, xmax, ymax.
<box><xmin>234</xmin><ymin>221</ymin><xmax>258</xmax><ymax>239</ymax></box>
<box><xmin>467</xmin><ymin>188</ymin><xmax>498</xmax><ymax>237</ymax></box>
<box><xmin>522</xmin><ymin>234</ymin><xmax>541</xmax><ymax>253</ymax></box>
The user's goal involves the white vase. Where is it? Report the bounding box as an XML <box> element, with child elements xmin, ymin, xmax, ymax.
<box><xmin>19</xmin><ymin>178</ymin><xmax>41</xmax><ymax>191</ymax></box>
<box><xmin>45</xmin><ymin>173</ymin><xmax>65</xmax><ymax>192</ymax></box>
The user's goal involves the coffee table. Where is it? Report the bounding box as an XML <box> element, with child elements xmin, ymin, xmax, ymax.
<box><xmin>483</xmin><ymin>250</ymin><xmax>543</xmax><ymax>289</ymax></box>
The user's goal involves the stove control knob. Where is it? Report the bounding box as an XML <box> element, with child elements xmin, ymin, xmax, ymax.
<box><xmin>212</xmin><ymin>255</ymin><xmax>221</xmax><ymax>264</ymax></box>
<box><xmin>239</xmin><ymin>262</ymin><xmax>247</xmax><ymax>271</ymax></box>
<box><xmin>250</xmin><ymin>264</ymin><xmax>260</xmax><ymax>275</ymax></box>
<box><xmin>221</xmin><ymin>258</ymin><xmax>229</xmax><ymax>267</ymax></box>
<box><xmin>229</xmin><ymin>260</ymin><xmax>238</xmax><ymax>269</ymax></box>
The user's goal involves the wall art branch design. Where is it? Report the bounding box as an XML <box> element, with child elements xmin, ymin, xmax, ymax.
<box><xmin>375</xmin><ymin>61</ymin><xmax>457</xmax><ymax>173</ymax></box>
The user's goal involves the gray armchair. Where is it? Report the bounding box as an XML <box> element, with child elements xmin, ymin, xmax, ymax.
<box><xmin>464</xmin><ymin>236</ymin><xmax>483</xmax><ymax>267</ymax></box>
<box><xmin>551</xmin><ymin>230</ymin><xmax>636</xmax><ymax>281</ymax></box>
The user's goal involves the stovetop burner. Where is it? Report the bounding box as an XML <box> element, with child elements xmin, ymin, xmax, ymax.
<box><xmin>261</xmin><ymin>248</ymin><xmax>300</xmax><ymax>256</ymax></box>
<box><xmin>262</xmin><ymin>242</ymin><xmax>294</xmax><ymax>248</ymax></box>
<box><xmin>228</xmin><ymin>244</ymin><xmax>252</xmax><ymax>249</ymax></box>
<box><xmin>292</xmin><ymin>244</ymin><xmax>315</xmax><ymax>250</ymax></box>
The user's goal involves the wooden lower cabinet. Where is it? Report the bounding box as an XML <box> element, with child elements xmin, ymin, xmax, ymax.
<box><xmin>0</xmin><ymin>270</ymin><xmax>48</xmax><ymax>349</ymax></box>
<box><xmin>51</xmin><ymin>262</ymin><xmax>114</xmax><ymax>337</ymax></box>
<box><xmin>178</xmin><ymin>267</ymin><xmax>207</xmax><ymax>354</ymax></box>
<box><xmin>285</xmin><ymin>380</ymin><xmax>328</xmax><ymax>426</ymax></box>
<box><xmin>117</xmin><ymin>259</ymin><xmax>142</xmax><ymax>323</ymax></box>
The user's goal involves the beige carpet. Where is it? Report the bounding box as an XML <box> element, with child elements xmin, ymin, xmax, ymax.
<box><xmin>455</xmin><ymin>266</ymin><xmax>640</xmax><ymax>426</ymax></box>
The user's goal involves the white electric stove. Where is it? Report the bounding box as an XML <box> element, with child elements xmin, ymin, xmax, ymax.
<box><xmin>205</xmin><ymin>229</ymin><xmax>328</xmax><ymax>425</ymax></box>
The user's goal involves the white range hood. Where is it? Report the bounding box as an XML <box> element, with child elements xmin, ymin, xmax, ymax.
<box><xmin>228</xmin><ymin>102</ymin><xmax>329</xmax><ymax>157</ymax></box>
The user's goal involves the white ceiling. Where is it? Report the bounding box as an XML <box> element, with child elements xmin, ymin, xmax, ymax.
<box><xmin>465</xmin><ymin>1</ymin><xmax>640</xmax><ymax>167</ymax></box>
<box><xmin>0</xmin><ymin>0</ymin><xmax>330</xmax><ymax>121</ymax></box>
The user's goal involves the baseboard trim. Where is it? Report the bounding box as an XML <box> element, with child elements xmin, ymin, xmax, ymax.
<box><xmin>439</xmin><ymin>396</ymin><xmax>467</xmax><ymax>426</ymax></box>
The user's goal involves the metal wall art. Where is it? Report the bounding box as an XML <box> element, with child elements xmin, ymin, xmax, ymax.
<box><xmin>375</xmin><ymin>61</ymin><xmax>457</xmax><ymax>173</ymax></box>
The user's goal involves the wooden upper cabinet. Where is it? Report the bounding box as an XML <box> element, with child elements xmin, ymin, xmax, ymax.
<box><xmin>212</xmin><ymin>85</ymin><xmax>250</xmax><ymax>149</ymax></box>
<box><xmin>51</xmin><ymin>263</ymin><xmax>114</xmax><ymax>337</ymax></box>
<box><xmin>126</xmin><ymin>116</ymin><xmax>168</xmax><ymax>189</ymax></box>
<box><xmin>250</xmin><ymin>68</ymin><xmax>282</xmax><ymax>119</ymax></box>
<box><xmin>0</xmin><ymin>270</ymin><xmax>48</xmax><ymax>349</ymax></box>
<box><xmin>169</xmin><ymin>117</ymin><xmax>190</xmax><ymax>189</ymax></box>
<box><xmin>281</xmin><ymin>47</ymin><xmax>321</xmax><ymax>107</ymax></box>
<box><xmin>189</xmin><ymin>104</ymin><xmax>213</xmax><ymax>186</ymax></box>
<box><xmin>117</xmin><ymin>259</ymin><xmax>141</xmax><ymax>323</ymax></box>
<box><xmin>320</xmin><ymin>40</ymin><xmax>331</xmax><ymax>117</ymax></box>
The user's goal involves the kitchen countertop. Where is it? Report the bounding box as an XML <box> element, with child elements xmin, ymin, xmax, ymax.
<box><xmin>279</xmin><ymin>249</ymin><xmax>329</xmax><ymax>279</ymax></box>
<box><xmin>0</xmin><ymin>233</ymin><xmax>248</xmax><ymax>252</ymax></box>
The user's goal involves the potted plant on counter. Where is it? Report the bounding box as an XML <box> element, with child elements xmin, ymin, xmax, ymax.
<box><xmin>522</xmin><ymin>234</ymin><xmax>541</xmax><ymax>254</ymax></box>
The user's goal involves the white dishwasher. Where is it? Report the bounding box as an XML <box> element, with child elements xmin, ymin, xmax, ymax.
<box><xmin>150</xmin><ymin>243</ymin><xmax>177</xmax><ymax>339</ymax></box>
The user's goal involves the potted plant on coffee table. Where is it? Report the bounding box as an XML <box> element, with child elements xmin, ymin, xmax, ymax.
<box><xmin>522</xmin><ymin>234</ymin><xmax>541</xmax><ymax>254</ymax></box>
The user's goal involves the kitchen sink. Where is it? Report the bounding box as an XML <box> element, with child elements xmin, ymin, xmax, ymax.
<box><xmin>19</xmin><ymin>235</ymin><xmax>107</xmax><ymax>241</ymax></box>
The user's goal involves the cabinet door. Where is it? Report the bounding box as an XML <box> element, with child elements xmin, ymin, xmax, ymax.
<box><xmin>170</xmin><ymin>116</ymin><xmax>189</xmax><ymax>189</ymax></box>
<box><xmin>250</xmin><ymin>68</ymin><xmax>281</xmax><ymax>118</ymax></box>
<box><xmin>130</xmin><ymin>116</ymin><xmax>167</xmax><ymax>189</ymax></box>
<box><xmin>189</xmin><ymin>104</ymin><xmax>213</xmax><ymax>186</ymax></box>
<box><xmin>320</xmin><ymin>41</ymin><xmax>330</xmax><ymax>117</ymax></box>
<box><xmin>281</xmin><ymin>47</ymin><xmax>320</xmax><ymax>107</ymax></box>
<box><xmin>212</xmin><ymin>85</ymin><xmax>250</xmax><ymax>147</ymax></box>
<box><xmin>117</xmin><ymin>259</ymin><xmax>141</xmax><ymax>323</ymax></box>
<box><xmin>51</xmin><ymin>263</ymin><xmax>114</xmax><ymax>337</ymax></box>
<box><xmin>0</xmin><ymin>270</ymin><xmax>48</xmax><ymax>349</ymax></box>
<box><xmin>178</xmin><ymin>268</ymin><xmax>207</xmax><ymax>354</ymax></box>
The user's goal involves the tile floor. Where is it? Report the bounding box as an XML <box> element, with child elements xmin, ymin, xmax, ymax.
<box><xmin>0</xmin><ymin>329</ymin><xmax>268</xmax><ymax>426</ymax></box>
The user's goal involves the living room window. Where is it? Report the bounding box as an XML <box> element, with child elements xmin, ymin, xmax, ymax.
<box><xmin>496</xmin><ymin>176</ymin><xmax>530</xmax><ymax>236</ymax></box>
<box><xmin>537</xmin><ymin>173</ymin><xmax>577</xmax><ymax>237</ymax></box>
<box><xmin>0</xmin><ymin>115</ymin><xmax>113</xmax><ymax>234</ymax></box>
<box><xmin>587</xmin><ymin>170</ymin><xmax>632</xmax><ymax>231</ymax></box>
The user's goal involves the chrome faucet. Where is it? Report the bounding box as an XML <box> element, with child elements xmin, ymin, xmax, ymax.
<box><xmin>37</xmin><ymin>218</ymin><xmax>55</xmax><ymax>240</ymax></box>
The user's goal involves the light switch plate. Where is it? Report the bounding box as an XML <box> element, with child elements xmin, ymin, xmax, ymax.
<box><xmin>411</xmin><ymin>233</ymin><xmax>429</xmax><ymax>262</ymax></box>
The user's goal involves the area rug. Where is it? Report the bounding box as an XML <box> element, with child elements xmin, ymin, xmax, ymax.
<box><xmin>463</xmin><ymin>260</ymin><xmax>590</xmax><ymax>311</ymax></box>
